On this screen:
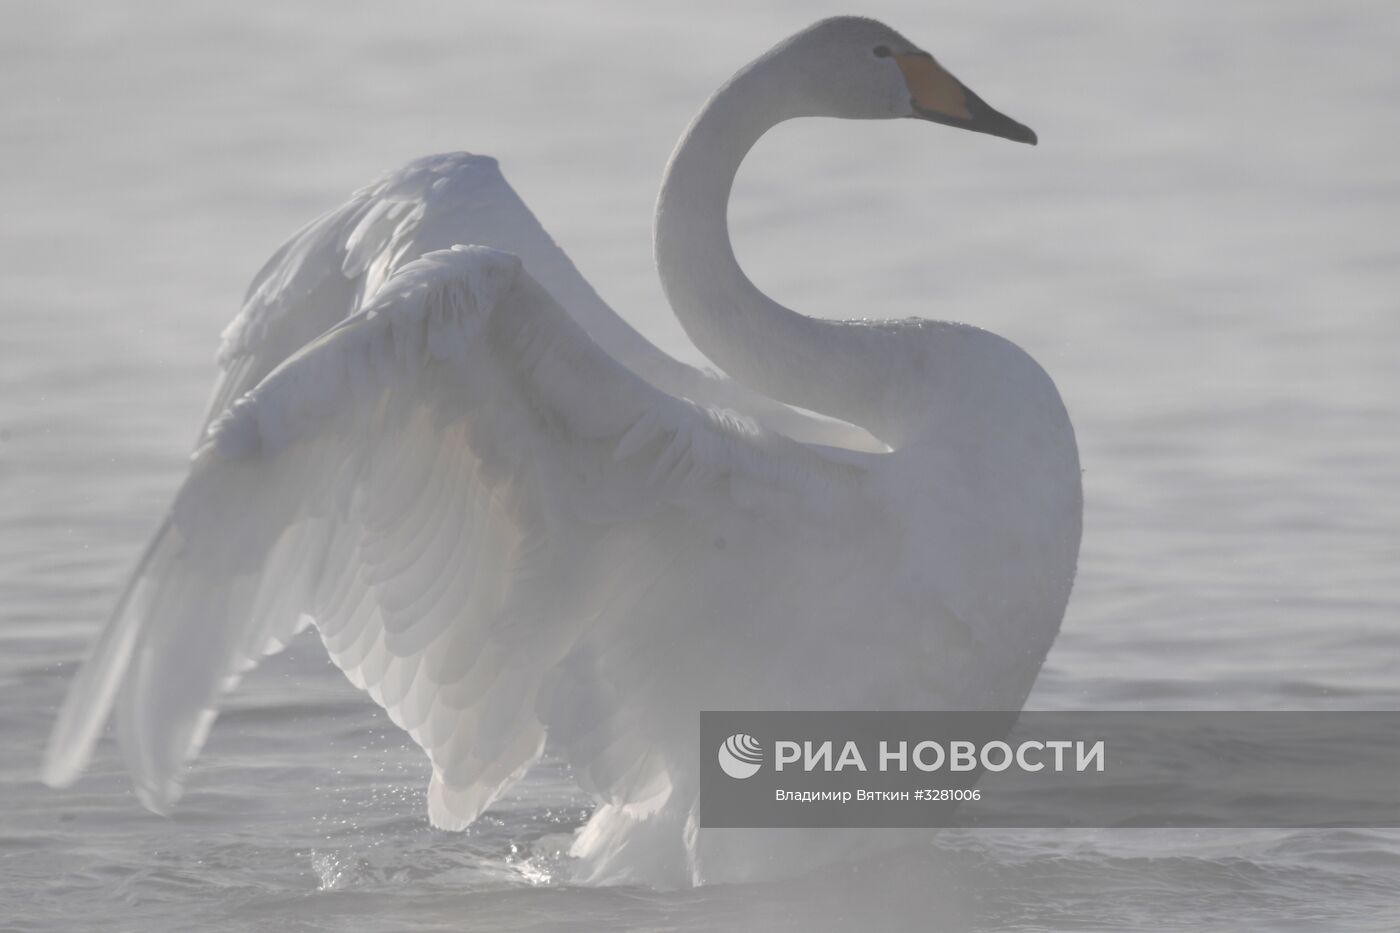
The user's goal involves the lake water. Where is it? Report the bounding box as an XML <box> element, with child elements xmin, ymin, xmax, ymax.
<box><xmin>3</xmin><ymin>1</ymin><xmax>1399</xmax><ymax>930</ymax></box>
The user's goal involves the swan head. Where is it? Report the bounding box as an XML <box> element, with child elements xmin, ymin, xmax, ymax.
<box><xmin>767</xmin><ymin>16</ymin><xmax>1036</xmax><ymax>145</ymax></box>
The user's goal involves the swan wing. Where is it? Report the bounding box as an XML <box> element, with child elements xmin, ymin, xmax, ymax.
<box><xmin>204</xmin><ymin>152</ymin><xmax>624</xmax><ymax>428</ymax></box>
<box><xmin>44</xmin><ymin>245</ymin><xmax>869</xmax><ymax>828</ymax></box>
<box><xmin>204</xmin><ymin>151</ymin><xmax>871</xmax><ymax>449</ymax></box>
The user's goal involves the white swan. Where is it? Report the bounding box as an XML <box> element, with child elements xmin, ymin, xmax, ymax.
<box><xmin>43</xmin><ymin>16</ymin><xmax>1081</xmax><ymax>886</ymax></box>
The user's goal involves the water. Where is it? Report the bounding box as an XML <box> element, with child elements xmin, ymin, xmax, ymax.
<box><xmin>3</xmin><ymin>1</ymin><xmax>1398</xmax><ymax>929</ymax></box>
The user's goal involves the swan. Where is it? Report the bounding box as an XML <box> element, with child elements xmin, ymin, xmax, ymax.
<box><xmin>42</xmin><ymin>16</ymin><xmax>1081</xmax><ymax>886</ymax></box>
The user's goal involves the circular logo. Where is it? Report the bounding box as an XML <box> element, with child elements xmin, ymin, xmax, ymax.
<box><xmin>718</xmin><ymin>733</ymin><xmax>763</xmax><ymax>779</ymax></box>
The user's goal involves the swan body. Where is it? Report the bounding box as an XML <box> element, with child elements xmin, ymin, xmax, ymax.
<box><xmin>44</xmin><ymin>17</ymin><xmax>1081</xmax><ymax>886</ymax></box>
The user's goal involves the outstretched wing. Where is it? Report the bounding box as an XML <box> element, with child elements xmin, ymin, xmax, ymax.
<box><xmin>44</xmin><ymin>246</ymin><xmax>871</xmax><ymax>829</ymax></box>
<box><xmin>205</xmin><ymin>151</ymin><xmax>875</xmax><ymax>449</ymax></box>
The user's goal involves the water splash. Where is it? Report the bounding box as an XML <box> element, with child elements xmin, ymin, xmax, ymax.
<box><xmin>308</xmin><ymin>849</ymin><xmax>351</xmax><ymax>892</ymax></box>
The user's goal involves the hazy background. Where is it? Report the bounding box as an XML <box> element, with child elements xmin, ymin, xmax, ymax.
<box><xmin>3</xmin><ymin>1</ymin><xmax>1398</xmax><ymax>930</ymax></box>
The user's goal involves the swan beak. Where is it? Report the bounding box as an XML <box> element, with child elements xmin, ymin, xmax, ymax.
<box><xmin>896</xmin><ymin>53</ymin><xmax>1037</xmax><ymax>146</ymax></box>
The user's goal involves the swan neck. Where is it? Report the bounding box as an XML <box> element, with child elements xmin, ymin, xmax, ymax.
<box><xmin>654</xmin><ymin>58</ymin><xmax>915</xmax><ymax>443</ymax></box>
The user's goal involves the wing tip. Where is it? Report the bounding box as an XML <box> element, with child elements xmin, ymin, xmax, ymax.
<box><xmin>134</xmin><ymin>778</ymin><xmax>182</xmax><ymax>817</ymax></box>
<box><xmin>40</xmin><ymin>741</ymin><xmax>87</xmax><ymax>789</ymax></box>
<box><xmin>426</xmin><ymin>771</ymin><xmax>479</xmax><ymax>832</ymax></box>
<box><xmin>41</xmin><ymin>517</ymin><xmax>173</xmax><ymax>798</ymax></box>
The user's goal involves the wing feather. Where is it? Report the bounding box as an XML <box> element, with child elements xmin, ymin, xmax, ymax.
<box><xmin>44</xmin><ymin>246</ymin><xmax>871</xmax><ymax>829</ymax></box>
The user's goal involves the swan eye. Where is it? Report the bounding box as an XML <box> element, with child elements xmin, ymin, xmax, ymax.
<box><xmin>873</xmin><ymin>45</ymin><xmax>892</xmax><ymax>58</ymax></box>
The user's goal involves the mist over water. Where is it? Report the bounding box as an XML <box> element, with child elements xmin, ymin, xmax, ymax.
<box><xmin>3</xmin><ymin>1</ymin><xmax>1398</xmax><ymax>929</ymax></box>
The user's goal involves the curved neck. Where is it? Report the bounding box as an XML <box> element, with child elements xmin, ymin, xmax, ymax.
<box><xmin>655</xmin><ymin>55</ymin><xmax>929</xmax><ymax>446</ymax></box>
